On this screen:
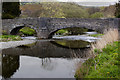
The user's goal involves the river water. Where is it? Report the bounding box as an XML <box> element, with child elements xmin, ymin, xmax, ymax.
<box><xmin>1</xmin><ymin>32</ymin><xmax>99</xmax><ymax>79</ymax></box>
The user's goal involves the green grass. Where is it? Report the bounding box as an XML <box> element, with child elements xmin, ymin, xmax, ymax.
<box><xmin>20</xmin><ymin>27</ymin><xmax>36</xmax><ymax>36</ymax></box>
<box><xmin>89</xmin><ymin>34</ymin><xmax>104</xmax><ymax>37</ymax></box>
<box><xmin>75</xmin><ymin>41</ymin><xmax>120</xmax><ymax>78</ymax></box>
<box><xmin>56</xmin><ymin>29</ymin><xmax>68</xmax><ymax>35</ymax></box>
<box><xmin>0</xmin><ymin>35</ymin><xmax>22</xmax><ymax>42</ymax></box>
<box><xmin>55</xmin><ymin>28</ymin><xmax>88</xmax><ymax>35</ymax></box>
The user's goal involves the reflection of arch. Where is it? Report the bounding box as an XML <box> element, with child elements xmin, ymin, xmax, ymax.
<box><xmin>50</xmin><ymin>40</ymin><xmax>90</xmax><ymax>49</ymax></box>
<box><xmin>10</xmin><ymin>24</ymin><xmax>37</xmax><ymax>36</ymax></box>
<box><xmin>2</xmin><ymin>40</ymin><xmax>90</xmax><ymax>58</ymax></box>
<box><xmin>48</xmin><ymin>27</ymin><xmax>95</xmax><ymax>39</ymax></box>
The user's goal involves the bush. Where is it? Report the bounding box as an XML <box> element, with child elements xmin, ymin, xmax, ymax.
<box><xmin>20</xmin><ymin>27</ymin><xmax>36</xmax><ymax>36</ymax></box>
<box><xmin>2</xmin><ymin>14</ymin><xmax>15</xmax><ymax>19</ymax></box>
<box><xmin>90</xmin><ymin>12</ymin><xmax>104</xmax><ymax>18</ymax></box>
<box><xmin>2</xmin><ymin>30</ymin><xmax>7</xmax><ymax>35</ymax></box>
<box><xmin>2</xmin><ymin>2</ymin><xmax>21</xmax><ymax>19</ymax></box>
<box><xmin>56</xmin><ymin>29</ymin><xmax>68</xmax><ymax>35</ymax></box>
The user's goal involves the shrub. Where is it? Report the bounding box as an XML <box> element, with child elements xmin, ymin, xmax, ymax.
<box><xmin>2</xmin><ymin>14</ymin><xmax>15</xmax><ymax>19</ymax></box>
<box><xmin>2</xmin><ymin>30</ymin><xmax>7</xmax><ymax>35</ymax></box>
<box><xmin>56</xmin><ymin>29</ymin><xmax>68</xmax><ymax>35</ymax></box>
<box><xmin>90</xmin><ymin>12</ymin><xmax>104</xmax><ymax>18</ymax></box>
<box><xmin>20</xmin><ymin>27</ymin><xmax>36</xmax><ymax>36</ymax></box>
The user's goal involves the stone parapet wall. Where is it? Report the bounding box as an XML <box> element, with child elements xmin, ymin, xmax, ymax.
<box><xmin>2</xmin><ymin>18</ymin><xmax>119</xmax><ymax>38</ymax></box>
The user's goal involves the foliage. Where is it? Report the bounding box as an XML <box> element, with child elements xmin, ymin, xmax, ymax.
<box><xmin>90</xmin><ymin>12</ymin><xmax>104</xmax><ymax>18</ymax></box>
<box><xmin>0</xmin><ymin>35</ymin><xmax>22</xmax><ymax>42</ymax></box>
<box><xmin>2</xmin><ymin>2</ymin><xmax>21</xmax><ymax>19</ymax></box>
<box><xmin>56</xmin><ymin>29</ymin><xmax>68</xmax><ymax>35</ymax></box>
<box><xmin>2</xmin><ymin>14</ymin><xmax>15</xmax><ymax>19</ymax></box>
<box><xmin>20</xmin><ymin>27</ymin><xmax>36</xmax><ymax>36</ymax></box>
<box><xmin>102</xmin><ymin>5</ymin><xmax>116</xmax><ymax>18</ymax></box>
<box><xmin>2</xmin><ymin>30</ymin><xmax>7</xmax><ymax>35</ymax></box>
<box><xmin>75</xmin><ymin>41</ymin><xmax>120</xmax><ymax>78</ymax></box>
<box><xmin>40</xmin><ymin>2</ymin><xmax>65</xmax><ymax>18</ymax></box>
<box><xmin>55</xmin><ymin>28</ymin><xmax>88</xmax><ymax>35</ymax></box>
<box><xmin>60</xmin><ymin>3</ymin><xmax>89</xmax><ymax>18</ymax></box>
<box><xmin>20</xmin><ymin>2</ymin><xmax>89</xmax><ymax>18</ymax></box>
<box><xmin>86</xmin><ymin>7</ymin><xmax>100</xmax><ymax>15</ymax></box>
<box><xmin>115</xmin><ymin>2</ymin><xmax>120</xmax><ymax>18</ymax></box>
<box><xmin>20</xmin><ymin>2</ymin><xmax>65</xmax><ymax>18</ymax></box>
<box><xmin>20</xmin><ymin>4</ymin><xmax>43</xmax><ymax>17</ymax></box>
<box><xmin>89</xmin><ymin>34</ymin><xmax>104</xmax><ymax>37</ymax></box>
<box><xmin>20</xmin><ymin>2</ymin><xmax>116</xmax><ymax>18</ymax></box>
<box><xmin>65</xmin><ymin>27</ymin><xmax>88</xmax><ymax>35</ymax></box>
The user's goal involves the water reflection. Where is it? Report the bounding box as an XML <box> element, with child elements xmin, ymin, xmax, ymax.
<box><xmin>0</xmin><ymin>53</ymin><xmax>2</xmax><ymax>79</ymax></box>
<box><xmin>41</xmin><ymin>58</ymin><xmax>56</xmax><ymax>71</ymax></box>
<box><xmin>51</xmin><ymin>40</ymin><xmax>90</xmax><ymax>49</ymax></box>
<box><xmin>2</xmin><ymin>54</ymin><xmax>19</xmax><ymax>79</ymax></box>
<box><xmin>2</xmin><ymin>40</ymin><xmax>90</xmax><ymax>58</ymax></box>
<box><xmin>2</xmin><ymin>40</ymin><xmax>91</xmax><ymax>78</ymax></box>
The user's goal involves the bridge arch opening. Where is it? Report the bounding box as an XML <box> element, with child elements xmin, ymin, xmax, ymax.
<box><xmin>10</xmin><ymin>25</ymin><xmax>37</xmax><ymax>37</ymax></box>
<box><xmin>48</xmin><ymin>27</ymin><xmax>96</xmax><ymax>39</ymax></box>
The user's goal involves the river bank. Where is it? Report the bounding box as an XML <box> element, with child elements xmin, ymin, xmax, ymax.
<box><xmin>0</xmin><ymin>35</ymin><xmax>22</xmax><ymax>42</ymax></box>
<box><xmin>0</xmin><ymin>39</ymin><xmax>36</xmax><ymax>50</ymax></box>
<box><xmin>75</xmin><ymin>29</ymin><xmax>119</xmax><ymax>78</ymax></box>
<box><xmin>0</xmin><ymin>32</ymin><xmax>100</xmax><ymax>50</ymax></box>
<box><xmin>75</xmin><ymin>41</ymin><xmax>119</xmax><ymax>78</ymax></box>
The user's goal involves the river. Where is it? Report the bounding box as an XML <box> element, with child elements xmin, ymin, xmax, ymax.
<box><xmin>1</xmin><ymin>32</ymin><xmax>100</xmax><ymax>79</ymax></box>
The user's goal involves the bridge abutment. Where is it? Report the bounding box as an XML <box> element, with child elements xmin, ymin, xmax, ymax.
<box><xmin>37</xmin><ymin>30</ymin><xmax>49</xmax><ymax>39</ymax></box>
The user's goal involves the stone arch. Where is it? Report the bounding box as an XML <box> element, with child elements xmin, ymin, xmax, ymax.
<box><xmin>10</xmin><ymin>24</ymin><xmax>37</xmax><ymax>36</ymax></box>
<box><xmin>10</xmin><ymin>25</ymin><xmax>25</xmax><ymax>35</ymax></box>
<box><xmin>48</xmin><ymin>29</ymin><xmax>61</xmax><ymax>39</ymax></box>
<box><xmin>48</xmin><ymin>26</ymin><xmax>96</xmax><ymax>39</ymax></box>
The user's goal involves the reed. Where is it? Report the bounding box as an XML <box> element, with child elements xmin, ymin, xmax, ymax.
<box><xmin>91</xmin><ymin>28</ymin><xmax>119</xmax><ymax>51</ymax></box>
<box><xmin>75</xmin><ymin>28</ymin><xmax>119</xmax><ymax>78</ymax></box>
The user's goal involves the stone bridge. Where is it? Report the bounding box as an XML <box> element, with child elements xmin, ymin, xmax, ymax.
<box><xmin>2</xmin><ymin>18</ymin><xmax>119</xmax><ymax>39</ymax></box>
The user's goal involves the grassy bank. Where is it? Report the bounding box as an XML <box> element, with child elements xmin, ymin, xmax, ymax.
<box><xmin>75</xmin><ymin>41</ymin><xmax>120</xmax><ymax>78</ymax></box>
<box><xmin>89</xmin><ymin>34</ymin><xmax>104</xmax><ymax>37</ymax></box>
<box><xmin>0</xmin><ymin>35</ymin><xmax>22</xmax><ymax>42</ymax></box>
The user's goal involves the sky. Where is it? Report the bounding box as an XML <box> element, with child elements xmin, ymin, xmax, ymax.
<box><xmin>2</xmin><ymin>0</ymin><xmax>119</xmax><ymax>6</ymax></box>
<box><xmin>57</xmin><ymin>0</ymin><xmax>118</xmax><ymax>2</ymax></box>
<box><xmin>13</xmin><ymin>0</ymin><xmax>118</xmax><ymax>2</ymax></box>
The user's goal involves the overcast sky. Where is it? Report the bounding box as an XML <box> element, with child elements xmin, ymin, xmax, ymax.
<box><xmin>19</xmin><ymin>0</ymin><xmax>118</xmax><ymax>6</ymax></box>
<box><xmin>18</xmin><ymin>0</ymin><xmax>119</xmax><ymax>2</ymax></box>
<box><xmin>2</xmin><ymin>0</ymin><xmax>119</xmax><ymax>6</ymax></box>
<box><xmin>58</xmin><ymin>0</ymin><xmax>118</xmax><ymax>2</ymax></box>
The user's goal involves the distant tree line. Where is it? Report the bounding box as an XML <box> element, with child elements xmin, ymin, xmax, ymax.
<box><xmin>2</xmin><ymin>2</ymin><xmax>21</xmax><ymax>19</ymax></box>
<box><xmin>2</xmin><ymin>1</ymin><xmax>120</xmax><ymax>19</ymax></box>
<box><xmin>20</xmin><ymin>2</ymin><xmax>117</xmax><ymax>18</ymax></box>
<box><xmin>115</xmin><ymin>1</ymin><xmax>120</xmax><ymax>18</ymax></box>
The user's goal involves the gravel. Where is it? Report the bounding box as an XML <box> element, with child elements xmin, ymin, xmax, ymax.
<box><xmin>0</xmin><ymin>40</ymin><xmax>36</xmax><ymax>50</ymax></box>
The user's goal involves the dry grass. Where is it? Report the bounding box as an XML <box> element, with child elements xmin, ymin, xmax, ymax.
<box><xmin>91</xmin><ymin>28</ymin><xmax>119</xmax><ymax>51</ymax></box>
